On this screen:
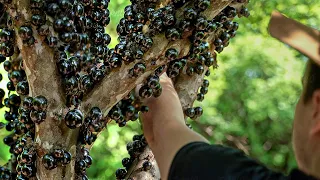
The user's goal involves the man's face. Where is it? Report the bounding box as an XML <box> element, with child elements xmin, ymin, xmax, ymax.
<box><xmin>293</xmin><ymin>61</ymin><xmax>318</xmax><ymax>172</ymax></box>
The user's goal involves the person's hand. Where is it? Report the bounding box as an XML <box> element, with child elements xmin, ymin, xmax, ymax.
<box><xmin>140</xmin><ymin>73</ymin><xmax>185</xmax><ymax>146</ymax></box>
<box><xmin>140</xmin><ymin>73</ymin><xmax>208</xmax><ymax>179</ymax></box>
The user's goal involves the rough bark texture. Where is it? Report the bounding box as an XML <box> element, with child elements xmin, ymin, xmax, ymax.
<box><xmin>5</xmin><ymin>0</ymin><xmax>248</xmax><ymax>179</ymax></box>
<box><xmin>125</xmin><ymin>146</ymin><xmax>160</xmax><ymax>180</ymax></box>
<box><xmin>125</xmin><ymin>1</ymin><xmax>250</xmax><ymax>179</ymax></box>
<box><xmin>8</xmin><ymin>0</ymin><xmax>76</xmax><ymax>179</ymax></box>
<box><xmin>81</xmin><ymin>37</ymin><xmax>191</xmax><ymax>115</ymax></box>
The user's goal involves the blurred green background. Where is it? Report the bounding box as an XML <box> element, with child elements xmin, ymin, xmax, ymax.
<box><xmin>1</xmin><ymin>0</ymin><xmax>320</xmax><ymax>179</ymax></box>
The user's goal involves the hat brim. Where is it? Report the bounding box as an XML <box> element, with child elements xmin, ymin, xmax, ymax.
<box><xmin>268</xmin><ymin>11</ymin><xmax>320</xmax><ymax>65</ymax></box>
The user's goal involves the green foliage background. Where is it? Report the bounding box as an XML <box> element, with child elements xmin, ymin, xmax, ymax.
<box><xmin>1</xmin><ymin>0</ymin><xmax>320</xmax><ymax>179</ymax></box>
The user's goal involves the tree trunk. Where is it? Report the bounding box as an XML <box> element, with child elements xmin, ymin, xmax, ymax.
<box><xmin>1</xmin><ymin>0</ymin><xmax>249</xmax><ymax>179</ymax></box>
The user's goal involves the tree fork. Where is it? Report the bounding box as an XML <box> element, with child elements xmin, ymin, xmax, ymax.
<box><xmin>1</xmin><ymin>0</ymin><xmax>249</xmax><ymax>179</ymax></box>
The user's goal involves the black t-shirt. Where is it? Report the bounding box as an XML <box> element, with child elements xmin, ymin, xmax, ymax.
<box><xmin>169</xmin><ymin>142</ymin><xmax>317</xmax><ymax>180</ymax></box>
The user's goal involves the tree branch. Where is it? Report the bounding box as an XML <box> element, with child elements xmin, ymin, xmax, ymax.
<box><xmin>125</xmin><ymin>0</ymin><xmax>250</xmax><ymax>179</ymax></box>
<box><xmin>81</xmin><ymin>37</ymin><xmax>191</xmax><ymax>115</ymax></box>
<box><xmin>9</xmin><ymin>0</ymin><xmax>76</xmax><ymax>179</ymax></box>
<box><xmin>81</xmin><ymin>0</ymin><xmax>238</xmax><ymax>115</ymax></box>
<box><xmin>126</xmin><ymin>146</ymin><xmax>160</xmax><ymax>180</ymax></box>
<box><xmin>124</xmin><ymin>1</ymin><xmax>233</xmax><ymax>179</ymax></box>
<box><xmin>5</xmin><ymin>0</ymin><xmax>249</xmax><ymax>179</ymax></box>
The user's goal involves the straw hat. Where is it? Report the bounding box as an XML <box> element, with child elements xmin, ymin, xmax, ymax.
<box><xmin>268</xmin><ymin>11</ymin><xmax>320</xmax><ymax>65</ymax></box>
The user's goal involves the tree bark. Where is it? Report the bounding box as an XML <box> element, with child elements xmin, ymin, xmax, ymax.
<box><xmin>7</xmin><ymin>0</ymin><xmax>77</xmax><ymax>179</ymax></box>
<box><xmin>4</xmin><ymin>0</ymin><xmax>249</xmax><ymax>179</ymax></box>
<box><xmin>125</xmin><ymin>1</ymin><xmax>250</xmax><ymax>179</ymax></box>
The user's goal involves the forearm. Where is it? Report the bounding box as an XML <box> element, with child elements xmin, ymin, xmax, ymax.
<box><xmin>148</xmin><ymin>120</ymin><xmax>208</xmax><ymax>180</ymax></box>
<box><xmin>141</xmin><ymin>73</ymin><xmax>208</xmax><ymax>179</ymax></box>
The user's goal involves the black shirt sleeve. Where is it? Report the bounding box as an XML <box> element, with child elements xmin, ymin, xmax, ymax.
<box><xmin>168</xmin><ymin>142</ymin><xmax>315</xmax><ymax>180</ymax></box>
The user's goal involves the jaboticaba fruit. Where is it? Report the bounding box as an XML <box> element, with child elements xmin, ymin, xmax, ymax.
<box><xmin>30</xmin><ymin>110</ymin><xmax>46</xmax><ymax>124</ymax></box>
<box><xmin>42</xmin><ymin>154</ymin><xmax>57</xmax><ymax>170</ymax></box>
<box><xmin>61</xmin><ymin>151</ymin><xmax>72</xmax><ymax>166</ymax></box>
<box><xmin>65</xmin><ymin>109</ymin><xmax>84</xmax><ymax>129</ymax></box>
<box><xmin>32</xmin><ymin>95</ymin><xmax>48</xmax><ymax>111</ymax></box>
<box><xmin>17</xmin><ymin>81</ymin><xmax>29</xmax><ymax>95</ymax></box>
<box><xmin>115</xmin><ymin>168</ymin><xmax>127</xmax><ymax>179</ymax></box>
<box><xmin>194</xmin><ymin>107</ymin><xmax>203</xmax><ymax>117</ymax></box>
<box><xmin>143</xmin><ymin>161</ymin><xmax>152</xmax><ymax>171</ymax></box>
<box><xmin>122</xmin><ymin>157</ymin><xmax>131</xmax><ymax>169</ymax></box>
<box><xmin>84</xmin><ymin>155</ymin><xmax>92</xmax><ymax>168</ymax></box>
<box><xmin>185</xmin><ymin>108</ymin><xmax>195</xmax><ymax>118</ymax></box>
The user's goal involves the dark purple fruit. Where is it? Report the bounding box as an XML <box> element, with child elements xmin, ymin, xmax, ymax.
<box><xmin>7</xmin><ymin>81</ymin><xmax>15</xmax><ymax>91</ymax></box>
<box><xmin>0</xmin><ymin>54</ymin><xmax>6</xmax><ymax>63</ymax></box>
<box><xmin>205</xmin><ymin>70</ymin><xmax>211</xmax><ymax>76</ymax></box>
<box><xmin>165</xmin><ymin>48</ymin><xmax>178</xmax><ymax>60</ymax></box>
<box><xmin>118</xmin><ymin>121</ymin><xmax>126</xmax><ymax>127</ymax></box>
<box><xmin>21</xmin><ymin>164</ymin><xmax>34</xmax><ymax>177</ymax></box>
<box><xmin>195</xmin><ymin>0</ymin><xmax>210</xmax><ymax>11</ymax></box>
<box><xmin>143</xmin><ymin>161</ymin><xmax>152</xmax><ymax>171</ymax></box>
<box><xmin>89</xmin><ymin>107</ymin><xmax>102</xmax><ymax>120</ymax></box>
<box><xmin>5</xmin><ymin>121</ymin><xmax>15</xmax><ymax>131</ymax></box>
<box><xmin>75</xmin><ymin>160</ymin><xmax>87</xmax><ymax>174</ymax></box>
<box><xmin>195</xmin><ymin>64</ymin><xmax>204</xmax><ymax>74</ymax></box>
<box><xmin>18</xmin><ymin>26</ymin><xmax>33</xmax><ymax>40</ymax></box>
<box><xmin>186</xmin><ymin>66</ymin><xmax>194</xmax><ymax>76</ymax></box>
<box><xmin>115</xmin><ymin>168</ymin><xmax>127</xmax><ymax>179</ymax></box>
<box><xmin>179</xmin><ymin>20</ymin><xmax>192</xmax><ymax>33</ymax></box>
<box><xmin>3</xmin><ymin>135</ymin><xmax>14</xmax><ymax>146</ymax></box>
<box><xmin>239</xmin><ymin>6</ymin><xmax>250</xmax><ymax>17</ymax></box>
<box><xmin>9</xmin><ymin>94</ymin><xmax>21</xmax><ymax>107</ymax></box>
<box><xmin>3</xmin><ymin>60</ymin><xmax>11</xmax><ymax>72</ymax></box>
<box><xmin>215</xmin><ymin>44</ymin><xmax>224</xmax><ymax>53</ymax></box>
<box><xmin>84</xmin><ymin>155</ymin><xmax>92</xmax><ymax>168</ymax></box>
<box><xmin>195</xmin><ymin>17</ymin><xmax>208</xmax><ymax>31</ymax></box>
<box><xmin>202</xmin><ymin>79</ymin><xmax>209</xmax><ymax>87</ymax></box>
<box><xmin>139</xmin><ymin>86</ymin><xmax>152</xmax><ymax>99</ymax></box>
<box><xmin>184</xmin><ymin>8</ymin><xmax>197</xmax><ymax>20</ymax></box>
<box><xmin>42</xmin><ymin>154</ymin><xmax>57</xmax><ymax>170</ymax></box>
<box><xmin>197</xmin><ymin>93</ymin><xmax>204</xmax><ymax>101</ymax></box>
<box><xmin>32</xmin><ymin>95</ymin><xmax>48</xmax><ymax>111</ymax></box>
<box><xmin>194</xmin><ymin>107</ymin><xmax>203</xmax><ymax>117</ymax></box>
<box><xmin>31</xmin><ymin>14</ymin><xmax>45</xmax><ymax>26</ymax></box>
<box><xmin>206</xmin><ymin>22</ymin><xmax>217</xmax><ymax>33</ymax></box>
<box><xmin>23</xmin><ymin>97</ymin><xmax>33</xmax><ymax>109</ymax></box>
<box><xmin>30</xmin><ymin>110</ymin><xmax>46</xmax><ymax>124</ymax></box>
<box><xmin>62</xmin><ymin>151</ymin><xmax>72</xmax><ymax>166</ymax></box>
<box><xmin>17</xmin><ymin>81</ymin><xmax>29</xmax><ymax>95</ymax></box>
<box><xmin>200</xmin><ymin>87</ymin><xmax>208</xmax><ymax>94</ymax></box>
<box><xmin>165</xmin><ymin>28</ymin><xmax>180</xmax><ymax>41</ymax></box>
<box><xmin>122</xmin><ymin>157</ymin><xmax>131</xmax><ymax>168</ymax></box>
<box><xmin>21</xmin><ymin>149</ymin><xmax>35</xmax><ymax>164</ymax></box>
<box><xmin>131</xmin><ymin>63</ymin><xmax>146</xmax><ymax>77</ymax></box>
<box><xmin>47</xmin><ymin>3</ymin><xmax>60</xmax><ymax>16</ymax></box>
<box><xmin>185</xmin><ymin>108</ymin><xmax>195</xmax><ymax>118</ymax></box>
<box><xmin>65</xmin><ymin>109</ymin><xmax>84</xmax><ymax>129</ymax></box>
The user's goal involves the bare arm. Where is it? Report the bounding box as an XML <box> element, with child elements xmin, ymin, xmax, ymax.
<box><xmin>141</xmin><ymin>73</ymin><xmax>208</xmax><ymax>180</ymax></box>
